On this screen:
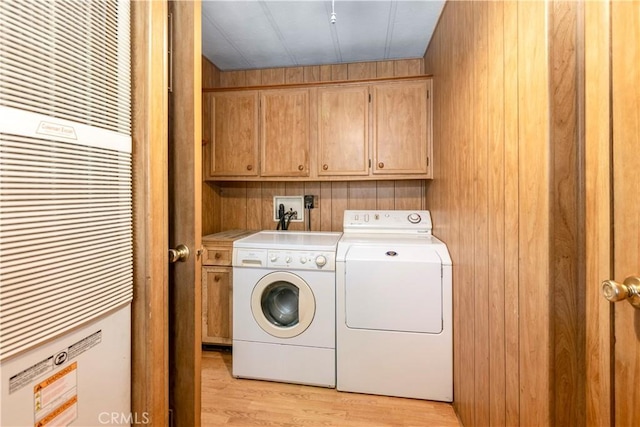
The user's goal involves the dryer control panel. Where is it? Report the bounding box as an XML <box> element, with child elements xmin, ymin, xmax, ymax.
<box><xmin>343</xmin><ymin>210</ymin><xmax>433</xmax><ymax>234</ymax></box>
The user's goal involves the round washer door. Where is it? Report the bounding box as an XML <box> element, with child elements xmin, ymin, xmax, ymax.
<box><xmin>251</xmin><ymin>271</ymin><xmax>316</xmax><ymax>338</ymax></box>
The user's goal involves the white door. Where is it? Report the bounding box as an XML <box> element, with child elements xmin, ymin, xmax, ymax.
<box><xmin>344</xmin><ymin>245</ymin><xmax>443</xmax><ymax>333</ymax></box>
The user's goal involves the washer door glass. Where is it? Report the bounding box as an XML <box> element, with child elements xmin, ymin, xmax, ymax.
<box><xmin>251</xmin><ymin>271</ymin><xmax>315</xmax><ymax>338</ymax></box>
<box><xmin>261</xmin><ymin>281</ymin><xmax>299</xmax><ymax>327</ymax></box>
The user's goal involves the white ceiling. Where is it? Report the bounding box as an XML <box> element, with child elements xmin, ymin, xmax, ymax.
<box><xmin>202</xmin><ymin>0</ymin><xmax>446</xmax><ymax>71</ymax></box>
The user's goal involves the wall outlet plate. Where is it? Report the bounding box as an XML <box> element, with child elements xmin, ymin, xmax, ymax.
<box><xmin>273</xmin><ymin>196</ymin><xmax>304</xmax><ymax>222</ymax></box>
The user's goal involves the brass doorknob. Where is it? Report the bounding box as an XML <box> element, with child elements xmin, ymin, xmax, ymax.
<box><xmin>298</xmin><ymin>164</ymin><xmax>304</xmax><ymax>171</ymax></box>
<box><xmin>169</xmin><ymin>244</ymin><xmax>190</xmax><ymax>263</ymax></box>
<box><xmin>246</xmin><ymin>164</ymin><xmax>253</xmax><ymax>171</ymax></box>
<box><xmin>378</xmin><ymin>162</ymin><xmax>384</xmax><ymax>169</ymax></box>
<box><xmin>602</xmin><ymin>276</ymin><xmax>640</xmax><ymax>308</ymax></box>
<box><xmin>322</xmin><ymin>164</ymin><xmax>328</xmax><ymax>171</ymax></box>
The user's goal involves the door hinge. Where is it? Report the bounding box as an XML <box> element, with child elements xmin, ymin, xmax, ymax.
<box><xmin>368</xmin><ymin>93</ymin><xmax>372</xmax><ymax>103</ymax></box>
<box><xmin>427</xmin><ymin>157</ymin><xmax>430</xmax><ymax>167</ymax></box>
<box><xmin>168</xmin><ymin>12</ymin><xmax>174</xmax><ymax>93</ymax></box>
<box><xmin>427</xmin><ymin>90</ymin><xmax>430</xmax><ymax>99</ymax></box>
<box><xmin>368</xmin><ymin>159</ymin><xmax>371</xmax><ymax>168</ymax></box>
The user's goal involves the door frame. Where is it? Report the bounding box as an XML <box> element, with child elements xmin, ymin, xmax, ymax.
<box><xmin>584</xmin><ymin>1</ymin><xmax>612</xmax><ymax>426</ymax></box>
<box><xmin>131</xmin><ymin>1</ymin><xmax>202</xmax><ymax>425</ymax></box>
<box><xmin>168</xmin><ymin>1</ymin><xmax>203</xmax><ymax>426</ymax></box>
<box><xmin>131</xmin><ymin>1</ymin><xmax>170</xmax><ymax>425</ymax></box>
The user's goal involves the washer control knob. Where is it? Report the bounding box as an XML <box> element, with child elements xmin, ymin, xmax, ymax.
<box><xmin>270</xmin><ymin>254</ymin><xmax>278</xmax><ymax>262</ymax></box>
<box><xmin>285</xmin><ymin>256</ymin><xmax>292</xmax><ymax>263</ymax></box>
<box><xmin>300</xmin><ymin>257</ymin><xmax>307</xmax><ymax>264</ymax></box>
<box><xmin>407</xmin><ymin>213</ymin><xmax>422</xmax><ymax>224</ymax></box>
<box><xmin>315</xmin><ymin>255</ymin><xmax>327</xmax><ymax>267</ymax></box>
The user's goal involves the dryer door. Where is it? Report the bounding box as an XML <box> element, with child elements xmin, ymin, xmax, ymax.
<box><xmin>344</xmin><ymin>244</ymin><xmax>443</xmax><ymax>333</ymax></box>
<box><xmin>251</xmin><ymin>271</ymin><xmax>316</xmax><ymax>338</ymax></box>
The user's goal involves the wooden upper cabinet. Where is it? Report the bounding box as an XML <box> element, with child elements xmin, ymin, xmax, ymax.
<box><xmin>317</xmin><ymin>86</ymin><xmax>369</xmax><ymax>176</ymax></box>
<box><xmin>372</xmin><ymin>80</ymin><xmax>431</xmax><ymax>175</ymax></box>
<box><xmin>207</xmin><ymin>91</ymin><xmax>259</xmax><ymax>177</ymax></box>
<box><xmin>260</xmin><ymin>88</ymin><xmax>310</xmax><ymax>177</ymax></box>
<box><xmin>202</xmin><ymin>76</ymin><xmax>433</xmax><ymax>181</ymax></box>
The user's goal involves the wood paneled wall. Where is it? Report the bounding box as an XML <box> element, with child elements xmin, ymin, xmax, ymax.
<box><xmin>424</xmin><ymin>1</ymin><xmax>585</xmax><ymax>426</ymax></box>
<box><xmin>203</xmin><ymin>180</ymin><xmax>425</xmax><ymax>234</ymax></box>
<box><xmin>201</xmin><ymin>58</ymin><xmax>427</xmax><ymax>234</ymax></box>
<box><xmin>202</xmin><ymin>56</ymin><xmax>220</xmax><ymax>87</ymax></box>
<box><xmin>212</xmin><ymin>58</ymin><xmax>423</xmax><ymax>87</ymax></box>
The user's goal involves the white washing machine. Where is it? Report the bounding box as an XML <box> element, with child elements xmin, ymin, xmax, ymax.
<box><xmin>336</xmin><ymin>210</ymin><xmax>453</xmax><ymax>401</ymax></box>
<box><xmin>232</xmin><ymin>231</ymin><xmax>342</xmax><ymax>387</ymax></box>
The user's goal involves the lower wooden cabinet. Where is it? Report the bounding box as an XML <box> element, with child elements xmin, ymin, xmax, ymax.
<box><xmin>202</xmin><ymin>266</ymin><xmax>233</xmax><ymax>345</ymax></box>
<box><xmin>201</xmin><ymin>230</ymin><xmax>255</xmax><ymax>346</ymax></box>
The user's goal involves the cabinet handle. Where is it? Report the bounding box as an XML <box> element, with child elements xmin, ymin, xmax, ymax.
<box><xmin>378</xmin><ymin>162</ymin><xmax>385</xmax><ymax>169</ymax></box>
<box><xmin>322</xmin><ymin>164</ymin><xmax>328</xmax><ymax>171</ymax></box>
<box><xmin>246</xmin><ymin>165</ymin><xmax>253</xmax><ymax>171</ymax></box>
<box><xmin>298</xmin><ymin>164</ymin><xmax>304</xmax><ymax>171</ymax></box>
<box><xmin>214</xmin><ymin>275</ymin><xmax>221</xmax><ymax>282</ymax></box>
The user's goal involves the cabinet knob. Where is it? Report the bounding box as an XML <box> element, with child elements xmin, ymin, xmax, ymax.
<box><xmin>214</xmin><ymin>252</ymin><xmax>221</xmax><ymax>259</ymax></box>
<box><xmin>214</xmin><ymin>275</ymin><xmax>221</xmax><ymax>282</ymax></box>
<box><xmin>246</xmin><ymin>164</ymin><xmax>253</xmax><ymax>171</ymax></box>
<box><xmin>378</xmin><ymin>162</ymin><xmax>385</xmax><ymax>169</ymax></box>
<box><xmin>322</xmin><ymin>164</ymin><xmax>328</xmax><ymax>171</ymax></box>
<box><xmin>298</xmin><ymin>164</ymin><xmax>304</xmax><ymax>171</ymax></box>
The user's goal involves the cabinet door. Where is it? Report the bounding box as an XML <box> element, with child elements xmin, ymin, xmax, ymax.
<box><xmin>208</xmin><ymin>91</ymin><xmax>259</xmax><ymax>177</ymax></box>
<box><xmin>202</xmin><ymin>267</ymin><xmax>232</xmax><ymax>345</ymax></box>
<box><xmin>260</xmin><ymin>89</ymin><xmax>310</xmax><ymax>177</ymax></box>
<box><xmin>372</xmin><ymin>80</ymin><xmax>431</xmax><ymax>175</ymax></box>
<box><xmin>318</xmin><ymin>85</ymin><xmax>369</xmax><ymax>176</ymax></box>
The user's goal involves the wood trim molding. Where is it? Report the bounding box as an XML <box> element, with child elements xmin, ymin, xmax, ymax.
<box><xmin>168</xmin><ymin>1</ymin><xmax>202</xmax><ymax>426</ymax></box>
<box><xmin>584</xmin><ymin>1</ymin><xmax>612</xmax><ymax>425</ymax></box>
<box><xmin>131</xmin><ymin>1</ymin><xmax>170</xmax><ymax>425</ymax></box>
<box><xmin>203</xmin><ymin>74</ymin><xmax>433</xmax><ymax>92</ymax></box>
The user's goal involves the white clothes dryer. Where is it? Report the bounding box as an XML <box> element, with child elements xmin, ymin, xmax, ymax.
<box><xmin>232</xmin><ymin>231</ymin><xmax>342</xmax><ymax>387</ymax></box>
<box><xmin>336</xmin><ymin>210</ymin><xmax>453</xmax><ymax>401</ymax></box>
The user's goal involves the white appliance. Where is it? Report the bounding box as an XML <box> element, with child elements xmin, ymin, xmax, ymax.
<box><xmin>232</xmin><ymin>231</ymin><xmax>342</xmax><ymax>387</ymax></box>
<box><xmin>336</xmin><ymin>210</ymin><xmax>453</xmax><ymax>401</ymax></box>
<box><xmin>0</xmin><ymin>2</ymin><xmax>132</xmax><ymax>426</ymax></box>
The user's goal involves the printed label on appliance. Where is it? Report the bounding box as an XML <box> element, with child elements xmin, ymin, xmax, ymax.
<box><xmin>34</xmin><ymin>362</ymin><xmax>78</xmax><ymax>427</ymax></box>
<box><xmin>67</xmin><ymin>330</ymin><xmax>101</xmax><ymax>360</ymax></box>
<box><xmin>8</xmin><ymin>330</ymin><xmax>101</xmax><ymax>394</ymax></box>
<box><xmin>36</xmin><ymin>121</ymin><xmax>77</xmax><ymax>139</ymax></box>
<box><xmin>9</xmin><ymin>357</ymin><xmax>54</xmax><ymax>394</ymax></box>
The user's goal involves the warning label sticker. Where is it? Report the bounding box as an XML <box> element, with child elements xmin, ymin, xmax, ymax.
<box><xmin>67</xmin><ymin>330</ymin><xmax>101</xmax><ymax>360</ymax></box>
<box><xmin>9</xmin><ymin>330</ymin><xmax>101</xmax><ymax>394</ymax></box>
<box><xmin>34</xmin><ymin>362</ymin><xmax>78</xmax><ymax>427</ymax></box>
<box><xmin>9</xmin><ymin>357</ymin><xmax>54</xmax><ymax>394</ymax></box>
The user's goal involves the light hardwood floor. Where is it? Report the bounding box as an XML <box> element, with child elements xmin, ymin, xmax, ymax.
<box><xmin>201</xmin><ymin>349</ymin><xmax>460</xmax><ymax>426</ymax></box>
